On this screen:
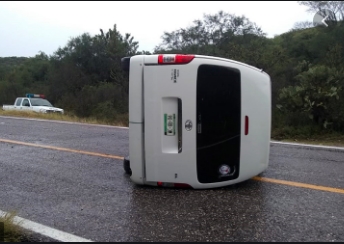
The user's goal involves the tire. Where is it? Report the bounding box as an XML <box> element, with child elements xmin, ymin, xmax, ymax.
<box><xmin>121</xmin><ymin>57</ymin><xmax>131</xmax><ymax>72</ymax></box>
<box><xmin>123</xmin><ymin>156</ymin><xmax>132</xmax><ymax>176</ymax></box>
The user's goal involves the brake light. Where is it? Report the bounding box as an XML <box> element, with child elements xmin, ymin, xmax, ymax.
<box><xmin>173</xmin><ymin>183</ymin><xmax>192</xmax><ymax>189</ymax></box>
<box><xmin>245</xmin><ymin>116</ymin><xmax>249</xmax><ymax>135</ymax></box>
<box><xmin>158</xmin><ymin>54</ymin><xmax>195</xmax><ymax>65</ymax></box>
<box><xmin>156</xmin><ymin>182</ymin><xmax>192</xmax><ymax>188</ymax></box>
<box><xmin>26</xmin><ymin>93</ymin><xmax>45</xmax><ymax>99</ymax></box>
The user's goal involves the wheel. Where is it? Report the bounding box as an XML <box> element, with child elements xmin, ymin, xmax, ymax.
<box><xmin>123</xmin><ymin>156</ymin><xmax>132</xmax><ymax>176</ymax></box>
<box><xmin>121</xmin><ymin>57</ymin><xmax>131</xmax><ymax>72</ymax></box>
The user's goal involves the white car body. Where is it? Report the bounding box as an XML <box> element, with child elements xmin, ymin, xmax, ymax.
<box><xmin>2</xmin><ymin>97</ymin><xmax>64</xmax><ymax>114</ymax></box>
<box><xmin>126</xmin><ymin>54</ymin><xmax>271</xmax><ymax>189</ymax></box>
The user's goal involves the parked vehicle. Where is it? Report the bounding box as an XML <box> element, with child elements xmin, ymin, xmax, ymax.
<box><xmin>2</xmin><ymin>94</ymin><xmax>64</xmax><ymax>114</ymax></box>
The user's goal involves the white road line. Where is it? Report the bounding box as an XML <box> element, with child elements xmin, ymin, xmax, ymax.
<box><xmin>270</xmin><ymin>141</ymin><xmax>344</xmax><ymax>151</ymax></box>
<box><xmin>0</xmin><ymin>210</ymin><xmax>93</xmax><ymax>242</ymax></box>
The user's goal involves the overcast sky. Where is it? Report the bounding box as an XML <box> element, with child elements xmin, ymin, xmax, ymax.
<box><xmin>0</xmin><ymin>1</ymin><xmax>313</xmax><ymax>57</ymax></box>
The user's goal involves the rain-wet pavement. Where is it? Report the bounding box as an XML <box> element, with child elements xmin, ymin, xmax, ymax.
<box><xmin>0</xmin><ymin>116</ymin><xmax>343</xmax><ymax>242</ymax></box>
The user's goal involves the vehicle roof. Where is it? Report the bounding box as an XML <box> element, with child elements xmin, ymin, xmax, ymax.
<box><xmin>142</xmin><ymin>54</ymin><xmax>269</xmax><ymax>77</ymax></box>
<box><xmin>194</xmin><ymin>55</ymin><xmax>268</xmax><ymax>75</ymax></box>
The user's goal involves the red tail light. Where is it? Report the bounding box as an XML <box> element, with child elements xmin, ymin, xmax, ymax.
<box><xmin>173</xmin><ymin>183</ymin><xmax>192</xmax><ymax>189</ymax></box>
<box><xmin>245</xmin><ymin>116</ymin><xmax>249</xmax><ymax>135</ymax></box>
<box><xmin>156</xmin><ymin>182</ymin><xmax>192</xmax><ymax>188</ymax></box>
<box><xmin>158</xmin><ymin>54</ymin><xmax>195</xmax><ymax>65</ymax></box>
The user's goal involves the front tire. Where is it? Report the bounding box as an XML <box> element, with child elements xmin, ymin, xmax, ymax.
<box><xmin>123</xmin><ymin>156</ymin><xmax>132</xmax><ymax>176</ymax></box>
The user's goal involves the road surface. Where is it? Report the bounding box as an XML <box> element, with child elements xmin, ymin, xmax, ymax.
<box><xmin>0</xmin><ymin>116</ymin><xmax>343</xmax><ymax>242</ymax></box>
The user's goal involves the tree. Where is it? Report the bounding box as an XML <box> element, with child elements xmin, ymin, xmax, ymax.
<box><xmin>298</xmin><ymin>1</ymin><xmax>344</xmax><ymax>22</ymax></box>
<box><xmin>154</xmin><ymin>10</ymin><xmax>265</xmax><ymax>55</ymax></box>
<box><xmin>46</xmin><ymin>24</ymin><xmax>142</xmax><ymax>116</ymax></box>
<box><xmin>292</xmin><ymin>21</ymin><xmax>314</xmax><ymax>30</ymax></box>
<box><xmin>277</xmin><ymin>61</ymin><xmax>344</xmax><ymax>129</ymax></box>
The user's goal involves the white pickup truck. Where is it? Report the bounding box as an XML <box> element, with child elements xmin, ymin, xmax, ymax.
<box><xmin>2</xmin><ymin>94</ymin><xmax>64</xmax><ymax>114</ymax></box>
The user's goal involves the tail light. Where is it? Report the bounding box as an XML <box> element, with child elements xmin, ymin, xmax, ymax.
<box><xmin>156</xmin><ymin>182</ymin><xmax>192</xmax><ymax>189</ymax></box>
<box><xmin>245</xmin><ymin>116</ymin><xmax>249</xmax><ymax>135</ymax></box>
<box><xmin>157</xmin><ymin>181</ymin><xmax>164</xmax><ymax>187</ymax></box>
<box><xmin>158</xmin><ymin>54</ymin><xmax>195</xmax><ymax>65</ymax></box>
<box><xmin>173</xmin><ymin>183</ymin><xmax>192</xmax><ymax>189</ymax></box>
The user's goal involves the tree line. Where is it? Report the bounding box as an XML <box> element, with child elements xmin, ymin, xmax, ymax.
<box><xmin>0</xmin><ymin>1</ymin><xmax>343</xmax><ymax>136</ymax></box>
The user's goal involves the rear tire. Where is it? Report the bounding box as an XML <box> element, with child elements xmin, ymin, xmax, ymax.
<box><xmin>123</xmin><ymin>156</ymin><xmax>132</xmax><ymax>176</ymax></box>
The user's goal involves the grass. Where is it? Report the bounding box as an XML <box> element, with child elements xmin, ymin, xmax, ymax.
<box><xmin>271</xmin><ymin>125</ymin><xmax>344</xmax><ymax>147</ymax></box>
<box><xmin>272</xmin><ymin>136</ymin><xmax>344</xmax><ymax>147</ymax></box>
<box><xmin>271</xmin><ymin>110</ymin><xmax>344</xmax><ymax>147</ymax></box>
<box><xmin>0</xmin><ymin>212</ymin><xmax>22</xmax><ymax>242</ymax></box>
<box><xmin>0</xmin><ymin>110</ymin><xmax>129</xmax><ymax>127</ymax></box>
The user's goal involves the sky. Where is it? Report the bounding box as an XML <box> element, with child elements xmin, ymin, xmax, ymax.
<box><xmin>0</xmin><ymin>1</ymin><xmax>314</xmax><ymax>58</ymax></box>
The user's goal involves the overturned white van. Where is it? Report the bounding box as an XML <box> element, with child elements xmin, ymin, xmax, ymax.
<box><xmin>122</xmin><ymin>54</ymin><xmax>271</xmax><ymax>189</ymax></box>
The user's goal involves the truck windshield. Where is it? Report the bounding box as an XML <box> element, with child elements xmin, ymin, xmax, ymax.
<box><xmin>30</xmin><ymin>98</ymin><xmax>53</xmax><ymax>107</ymax></box>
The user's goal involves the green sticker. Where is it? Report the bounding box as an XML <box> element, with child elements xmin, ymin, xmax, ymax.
<box><xmin>164</xmin><ymin>113</ymin><xmax>175</xmax><ymax>136</ymax></box>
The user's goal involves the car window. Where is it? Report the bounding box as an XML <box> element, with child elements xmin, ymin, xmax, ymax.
<box><xmin>30</xmin><ymin>98</ymin><xmax>53</xmax><ymax>107</ymax></box>
<box><xmin>15</xmin><ymin>98</ymin><xmax>22</xmax><ymax>106</ymax></box>
<box><xmin>22</xmin><ymin>99</ymin><xmax>30</xmax><ymax>106</ymax></box>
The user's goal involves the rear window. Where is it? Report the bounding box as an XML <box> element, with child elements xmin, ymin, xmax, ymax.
<box><xmin>197</xmin><ymin>64</ymin><xmax>241</xmax><ymax>146</ymax></box>
<box><xmin>196</xmin><ymin>64</ymin><xmax>241</xmax><ymax>183</ymax></box>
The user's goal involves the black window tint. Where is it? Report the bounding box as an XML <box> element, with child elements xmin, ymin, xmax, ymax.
<box><xmin>196</xmin><ymin>64</ymin><xmax>241</xmax><ymax>183</ymax></box>
<box><xmin>22</xmin><ymin>99</ymin><xmax>30</xmax><ymax>106</ymax></box>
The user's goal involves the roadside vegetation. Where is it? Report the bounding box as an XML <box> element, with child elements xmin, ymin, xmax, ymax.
<box><xmin>0</xmin><ymin>1</ymin><xmax>343</xmax><ymax>145</ymax></box>
<box><xmin>0</xmin><ymin>110</ymin><xmax>128</xmax><ymax>127</ymax></box>
<box><xmin>0</xmin><ymin>212</ymin><xmax>22</xmax><ymax>242</ymax></box>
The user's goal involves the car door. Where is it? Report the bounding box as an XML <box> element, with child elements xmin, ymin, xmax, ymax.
<box><xmin>21</xmin><ymin>98</ymin><xmax>32</xmax><ymax>111</ymax></box>
<box><xmin>143</xmin><ymin>58</ymin><xmax>199</xmax><ymax>184</ymax></box>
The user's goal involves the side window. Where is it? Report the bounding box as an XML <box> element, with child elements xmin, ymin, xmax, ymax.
<box><xmin>22</xmin><ymin>99</ymin><xmax>30</xmax><ymax>106</ymax></box>
<box><xmin>15</xmin><ymin>98</ymin><xmax>22</xmax><ymax>106</ymax></box>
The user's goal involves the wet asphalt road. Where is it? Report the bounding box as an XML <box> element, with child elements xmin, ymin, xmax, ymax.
<box><xmin>0</xmin><ymin>116</ymin><xmax>343</xmax><ymax>242</ymax></box>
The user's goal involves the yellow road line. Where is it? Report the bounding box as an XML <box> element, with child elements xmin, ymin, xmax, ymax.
<box><xmin>253</xmin><ymin>176</ymin><xmax>344</xmax><ymax>194</ymax></box>
<box><xmin>0</xmin><ymin>138</ymin><xmax>124</xmax><ymax>160</ymax></box>
<box><xmin>1</xmin><ymin>138</ymin><xmax>344</xmax><ymax>194</ymax></box>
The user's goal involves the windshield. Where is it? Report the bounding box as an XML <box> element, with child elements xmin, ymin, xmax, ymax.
<box><xmin>30</xmin><ymin>98</ymin><xmax>53</xmax><ymax>107</ymax></box>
